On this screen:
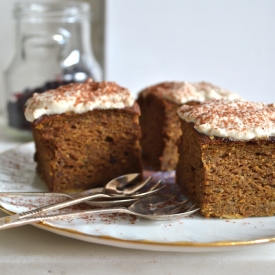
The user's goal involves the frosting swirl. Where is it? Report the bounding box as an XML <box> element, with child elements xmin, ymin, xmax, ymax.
<box><xmin>141</xmin><ymin>81</ymin><xmax>240</xmax><ymax>104</ymax></box>
<box><xmin>24</xmin><ymin>79</ymin><xmax>135</xmax><ymax>122</ymax></box>
<box><xmin>177</xmin><ymin>99</ymin><xmax>275</xmax><ymax>140</ymax></box>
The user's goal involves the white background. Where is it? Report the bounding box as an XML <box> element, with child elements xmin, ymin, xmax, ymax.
<box><xmin>105</xmin><ymin>0</ymin><xmax>275</xmax><ymax>101</ymax></box>
<box><xmin>0</xmin><ymin>0</ymin><xmax>275</xmax><ymax>112</ymax></box>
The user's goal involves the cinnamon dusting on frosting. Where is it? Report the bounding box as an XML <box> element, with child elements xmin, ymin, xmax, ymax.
<box><xmin>141</xmin><ymin>81</ymin><xmax>240</xmax><ymax>104</ymax></box>
<box><xmin>24</xmin><ymin>79</ymin><xmax>135</xmax><ymax>122</ymax></box>
<box><xmin>177</xmin><ymin>99</ymin><xmax>275</xmax><ymax>140</ymax></box>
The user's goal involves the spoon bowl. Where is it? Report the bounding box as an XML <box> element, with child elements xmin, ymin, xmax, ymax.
<box><xmin>127</xmin><ymin>195</ymin><xmax>199</xmax><ymax>220</ymax></box>
<box><xmin>103</xmin><ymin>173</ymin><xmax>151</xmax><ymax>196</ymax></box>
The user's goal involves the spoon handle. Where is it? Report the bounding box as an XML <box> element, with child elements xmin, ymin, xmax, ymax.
<box><xmin>0</xmin><ymin>205</ymin><xmax>200</xmax><ymax>229</ymax></box>
<box><xmin>0</xmin><ymin>207</ymin><xmax>131</xmax><ymax>230</ymax></box>
<box><xmin>0</xmin><ymin>192</ymin><xmax>112</xmax><ymax>225</ymax></box>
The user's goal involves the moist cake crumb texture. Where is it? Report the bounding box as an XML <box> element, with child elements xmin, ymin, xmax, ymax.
<box><xmin>24</xmin><ymin>79</ymin><xmax>142</xmax><ymax>193</ymax></box>
<box><xmin>137</xmin><ymin>81</ymin><xmax>240</xmax><ymax>171</ymax></box>
<box><xmin>176</xmin><ymin>99</ymin><xmax>275</xmax><ymax>218</ymax></box>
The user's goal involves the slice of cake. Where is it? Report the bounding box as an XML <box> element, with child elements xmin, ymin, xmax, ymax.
<box><xmin>176</xmin><ymin>99</ymin><xmax>275</xmax><ymax>218</ymax></box>
<box><xmin>137</xmin><ymin>81</ymin><xmax>240</xmax><ymax>171</ymax></box>
<box><xmin>24</xmin><ymin>79</ymin><xmax>143</xmax><ymax>193</ymax></box>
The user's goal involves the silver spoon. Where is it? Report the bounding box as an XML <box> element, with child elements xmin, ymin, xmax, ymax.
<box><xmin>0</xmin><ymin>195</ymin><xmax>200</xmax><ymax>229</ymax></box>
<box><xmin>0</xmin><ymin>174</ymin><xmax>164</xmax><ymax>225</ymax></box>
<box><xmin>0</xmin><ymin>174</ymin><xmax>165</xmax><ymax>207</ymax></box>
<box><xmin>0</xmin><ymin>179</ymin><xmax>163</xmax><ymax>208</ymax></box>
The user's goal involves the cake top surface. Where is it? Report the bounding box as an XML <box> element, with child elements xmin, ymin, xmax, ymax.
<box><xmin>177</xmin><ymin>99</ymin><xmax>275</xmax><ymax>140</ymax></box>
<box><xmin>24</xmin><ymin>79</ymin><xmax>135</xmax><ymax>122</ymax></box>
<box><xmin>140</xmin><ymin>81</ymin><xmax>240</xmax><ymax>104</ymax></box>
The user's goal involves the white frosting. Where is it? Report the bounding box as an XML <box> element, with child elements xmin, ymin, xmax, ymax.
<box><xmin>177</xmin><ymin>99</ymin><xmax>275</xmax><ymax>140</ymax></box>
<box><xmin>141</xmin><ymin>81</ymin><xmax>240</xmax><ymax>104</ymax></box>
<box><xmin>24</xmin><ymin>80</ymin><xmax>135</xmax><ymax>122</ymax></box>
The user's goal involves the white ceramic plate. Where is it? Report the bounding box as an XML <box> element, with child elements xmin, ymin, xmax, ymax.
<box><xmin>1</xmin><ymin>142</ymin><xmax>275</xmax><ymax>252</ymax></box>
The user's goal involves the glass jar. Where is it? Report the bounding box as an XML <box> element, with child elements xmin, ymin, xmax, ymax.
<box><xmin>4</xmin><ymin>1</ymin><xmax>102</xmax><ymax>139</ymax></box>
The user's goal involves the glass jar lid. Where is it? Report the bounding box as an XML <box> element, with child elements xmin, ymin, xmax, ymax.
<box><xmin>14</xmin><ymin>2</ymin><xmax>91</xmax><ymax>22</ymax></box>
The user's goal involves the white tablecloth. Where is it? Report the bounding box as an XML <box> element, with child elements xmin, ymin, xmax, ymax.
<box><xmin>0</xmin><ymin>121</ymin><xmax>275</xmax><ymax>275</ymax></box>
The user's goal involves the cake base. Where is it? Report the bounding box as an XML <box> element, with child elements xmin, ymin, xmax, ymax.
<box><xmin>137</xmin><ymin>94</ymin><xmax>198</xmax><ymax>171</ymax></box>
<box><xmin>32</xmin><ymin>104</ymin><xmax>143</xmax><ymax>193</ymax></box>
<box><xmin>176</xmin><ymin>121</ymin><xmax>275</xmax><ymax>218</ymax></box>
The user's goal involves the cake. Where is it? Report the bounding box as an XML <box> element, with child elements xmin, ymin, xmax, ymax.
<box><xmin>176</xmin><ymin>99</ymin><xmax>275</xmax><ymax>218</ymax></box>
<box><xmin>137</xmin><ymin>81</ymin><xmax>240</xmax><ymax>171</ymax></box>
<box><xmin>24</xmin><ymin>79</ymin><xmax>143</xmax><ymax>193</ymax></box>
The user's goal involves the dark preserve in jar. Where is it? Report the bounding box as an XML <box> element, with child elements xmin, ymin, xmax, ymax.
<box><xmin>8</xmin><ymin>80</ymin><xmax>77</xmax><ymax>131</ymax></box>
<box><xmin>4</xmin><ymin>2</ymin><xmax>102</xmax><ymax>135</ymax></box>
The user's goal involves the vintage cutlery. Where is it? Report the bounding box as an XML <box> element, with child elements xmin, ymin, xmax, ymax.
<box><xmin>0</xmin><ymin>195</ymin><xmax>200</xmax><ymax>229</ymax></box>
<box><xmin>0</xmin><ymin>173</ymin><xmax>165</xmax><ymax>225</ymax></box>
